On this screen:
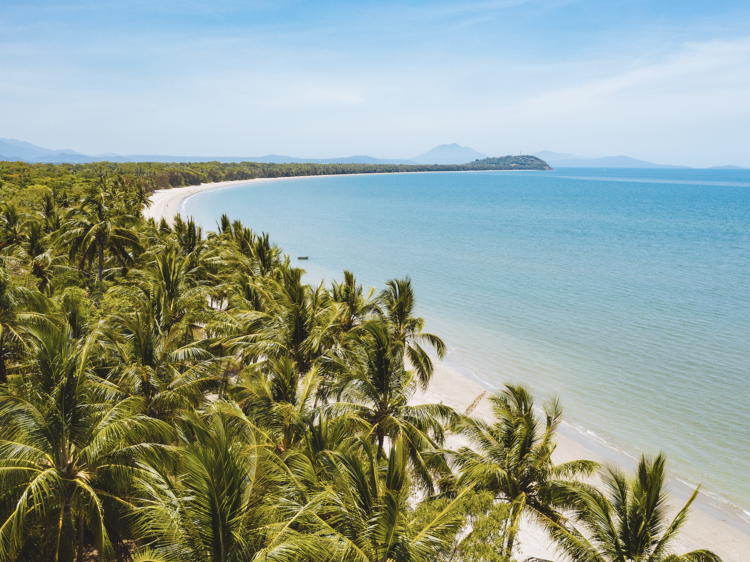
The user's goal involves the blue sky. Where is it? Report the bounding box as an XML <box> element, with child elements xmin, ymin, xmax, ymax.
<box><xmin>2</xmin><ymin>0</ymin><xmax>750</xmax><ymax>166</ymax></box>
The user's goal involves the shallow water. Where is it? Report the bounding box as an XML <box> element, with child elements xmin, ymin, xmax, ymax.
<box><xmin>183</xmin><ymin>168</ymin><xmax>750</xmax><ymax>512</ymax></box>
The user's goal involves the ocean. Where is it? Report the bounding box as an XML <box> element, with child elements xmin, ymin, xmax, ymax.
<box><xmin>182</xmin><ymin>168</ymin><xmax>750</xmax><ymax>516</ymax></box>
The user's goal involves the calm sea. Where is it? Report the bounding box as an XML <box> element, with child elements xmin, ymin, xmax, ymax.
<box><xmin>183</xmin><ymin>168</ymin><xmax>750</xmax><ymax>514</ymax></box>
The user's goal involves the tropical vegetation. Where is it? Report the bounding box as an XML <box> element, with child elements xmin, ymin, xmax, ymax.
<box><xmin>0</xmin><ymin>156</ymin><xmax>550</xmax><ymax>210</ymax></box>
<box><xmin>0</xmin><ymin>172</ymin><xmax>720</xmax><ymax>561</ymax></box>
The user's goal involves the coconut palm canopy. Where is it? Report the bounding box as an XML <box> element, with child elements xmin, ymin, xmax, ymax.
<box><xmin>0</xmin><ymin>172</ymin><xmax>721</xmax><ymax>562</ymax></box>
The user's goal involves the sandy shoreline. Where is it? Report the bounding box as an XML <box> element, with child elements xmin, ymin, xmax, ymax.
<box><xmin>143</xmin><ymin>177</ymin><xmax>303</xmax><ymax>225</ymax></box>
<box><xmin>143</xmin><ymin>170</ymin><xmax>528</xmax><ymax>225</ymax></box>
<box><xmin>414</xmin><ymin>362</ymin><xmax>750</xmax><ymax>561</ymax></box>
<box><xmin>144</xmin><ymin>176</ymin><xmax>750</xmax><ymax>561</ymax></box>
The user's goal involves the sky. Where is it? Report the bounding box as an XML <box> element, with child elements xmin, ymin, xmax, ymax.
<box><xmin>2</xmin><ymin>0</ymin><xmax>750</xmax><ymax>167</ymax></box>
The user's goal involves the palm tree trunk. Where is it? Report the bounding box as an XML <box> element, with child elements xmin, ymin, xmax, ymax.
<box><xmin>76</xmin><ymin>511</ymin><xmax>85</xmax><ymax>562</ymax></box>
<box><xmin>60</xmin><ymin>498</ymin><xmax>76</xmax><ymax>562</ymax></box>
<box><xmin>503</xmin><ymin>505</ymin><xmax>521</xmax><ymax>559</ymax></box>
<box><xmin>377</xmin><ymin>433</ymin><xmax>385</xmax><ymax>461</ymax></box>
<box><xmin>98</xmin><ymin>236</ymin><xmax>104</xmax><ymax>282</ymax></box>
<box><xmin>0</xmin><ymin>327</ymin><xmax>6</xmax><ymax>384</ymax></box>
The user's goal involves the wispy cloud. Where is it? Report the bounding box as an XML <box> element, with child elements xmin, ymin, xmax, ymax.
<box><xmin>2</xmin><ymin>0</ymin><xmax>749</xmax><ymax>165</ymax></box>
<box><xmin>493</xmin><ymin>37</ymin><xmax>750</xmax><ymax>165</ymax></box>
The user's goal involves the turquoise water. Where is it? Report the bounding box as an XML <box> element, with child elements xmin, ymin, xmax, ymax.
<box><xmin>183</xmin><ymin>169</ymin><xmax>750</xmax><ymax>513</ymax></box>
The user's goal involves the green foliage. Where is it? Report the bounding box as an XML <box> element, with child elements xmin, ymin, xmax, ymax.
<box><xmin>413</xmin><ymin>491</ymin><xmax>513</xmax><ymax>562</ymax></box>
<box><xmin>472</xmin><ymin>156</ymin><xmax>550</xmax><ymax>169</ymax></box>
<box><xmin>457</xmin><ymin>491</ymin><xmax>514</xmax><ymax>562</ymax></box>
<box><xmin>0</xmin><ymin>323</ymin><xmax>174</xmax><ymax>562</ymax></box>
<box><xmin>455</xmin><ymin>384</ymin><xmax>599</xmax><ymax>558</ymax></box>
<box><xmin>0</xmin><ymin>157</ymin><xmax>551</xmax><ymax>215</ymax></box>
<box><xmin>533</xmin><ymin>455</ymin><xmax>724</xmax><ymax>562</ymax></box>
<box><xmin>0</xmin><ymin>173</ymin><xmax>720</xmax><ymax>562</ymax></box>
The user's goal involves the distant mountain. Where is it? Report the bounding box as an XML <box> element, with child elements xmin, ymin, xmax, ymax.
<box><xmin>533</xmin><ymin>151</ymin><xmax>689</xmax><ymax>169</ymax></box>
<box><xmin>0</xmin><ymin>139</ymin><xmax>418</xmax><ymax>165</ymax></box>
<box><xmin>411</xmin><ymin>143</ymin><xmax>487</xmax><ymax>165</ymax></box>
<box><xmin>314</xmin><ymin>155</ymin><xmax>418</xmax><ymax>165</ymax></box>
<box><xmin>554</xmin><ymin>156</ymin><xmax>689</xmax><ymax>169</ymax></box>
<box><xmin>532</xmin><ymin>150</ymin><xmax>579</xmax><ymax>162</ymax></box>
<box><xmin>8</xmin><ymin>139</ymin><xmax>743</xmax><ymax>169</ymax></box>
<box><xmin>90</xmin><ymin>154</ymin><xmax>418</xmax><ymax>165</ymax></box>
<box><xmin>0</xmin><ymin>138</ymin><xmax>85</xmax><ymax>161</ymax></box>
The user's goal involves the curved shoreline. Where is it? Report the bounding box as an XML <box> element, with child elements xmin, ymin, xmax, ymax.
<box><xmin>144</xmin><ymin>176</ymin><xmax>306</xmax><ymax>225</ymax></box>
<box><xmin>144</xmin><ymin>177</ymin><xmax>750</xmax><ymax>561</ymax></box>
<box><xmin>143</xmin><ymin>170</ymin><xmax>532</xmax><ymax>225</ymax></box>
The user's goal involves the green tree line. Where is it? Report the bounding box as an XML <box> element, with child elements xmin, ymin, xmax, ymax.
<box><xmin>0</xmin><ymin>155</ymin><xmax>550</xmax><ymax>208</ymax></box>
<box><xmin>0</xmin><ymin>173</ymin><xmax>720</xmax><ymax>562</ymax></box>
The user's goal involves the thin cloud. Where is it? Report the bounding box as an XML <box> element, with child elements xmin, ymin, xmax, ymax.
<box><xmin>2</xmin><ymin>1</ymin><xmax>749</xmax><ymax>165</ymax></box>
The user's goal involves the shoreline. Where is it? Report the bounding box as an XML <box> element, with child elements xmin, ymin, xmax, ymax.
<box><xmin>143</xmin><ymin>177</ymin><xmax>291</xmax><ymax>225</ymax></box>
<box><xmin>144</xmin><ymin>177</ymin><xmax>750</xmax><ymax>561</ymax></box>
<box><xmin>414</xmin><ymin>359</ymin><xmax>750</xmax><ymax>561</ymax></box>
<box><xmin>143</xmin><ymin>170</ymin><xmax>536</xmax><ymax>225</ymax></box>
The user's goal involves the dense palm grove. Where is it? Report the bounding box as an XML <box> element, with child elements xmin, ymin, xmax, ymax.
<box><xmin>0</xmin><ymin>156</ymin><xmax>550</xmax><ymax>206</ymax></box>
<box><xmin>0</xmin><ymin>173</ymin><xmax>721</xmax><ymax>562</ymax></box>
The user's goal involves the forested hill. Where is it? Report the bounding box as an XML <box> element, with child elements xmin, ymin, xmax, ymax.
<box><xmin>0</xmin><ymin>155</ymin><xmax>550</xmax><ymax>203</ymax></box>
<box><xmin>473</xmin><ymin>155</ymin><xmax>550</xmax><ymax>168</ymax></box>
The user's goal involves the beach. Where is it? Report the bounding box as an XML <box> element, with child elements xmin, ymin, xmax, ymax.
<box><xmin>415</xmin><ymin>362</ymin><xmax>750</xmax><ymax>561</ymax></box>
<box><xmin>143</xmin><ymin>171</ymin><xmax>522</xmax><ymax>225</ymax></box>
<box><xmin>143</xmin><ymin>177</ymin><xmax>302</xmax><ymax>225</ymax></box>
<box><xmin>146</xmin><ymin>176</ymin><xmax>750</xmax><ymax>561</ymax></box>
<box><xmin>144</xmin><ymin>174</ymin><xmax>436</xmax><ymax>225</ymax></box>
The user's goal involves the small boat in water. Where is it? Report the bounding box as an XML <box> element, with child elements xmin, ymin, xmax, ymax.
<box><xmin>298</xmin><ymin>256</ymin><xmax>309</xmax><ymax>260</ymax></box>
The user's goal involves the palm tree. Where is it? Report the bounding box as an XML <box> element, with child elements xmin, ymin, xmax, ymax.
<box><xmin>0</xmin><ymin>203</ymin><xmax>25</xmax><ymax>252</ymax></box>
<box><xmin>132</xmin><ymin>403</ymin><xmax>323</xmax><ymax>562</ymax></box>
<box><xmin>99</xmin><ymin>307</ymin><xmax>221</xmax><ymax>421</ymax></box>
<box><xmin>171</xmin><ymin>214</ymin><xmax>204</xmax><ymax>257</ymax></box>
<box><xmin>8</xmin><ymin>220</ymin><xmax>61</xmax><ymax>292</ymax></box>
<box><xmin>313</xmin><ymin>437</ymin><xmax>468</xmax><ymax>562</ymax></box>
<box><xmin>250</xmin><ymin>231</ymin><xmax>282</xmax><ymax>278</ymax></box>
<box><xmin>59</xmin><ymin>185</ymin><xmax>141</xmax><ymax>282</ymax></box>
<box><xmin>225</xmin><ymin>270</ymin><xmax>265</xmax><ymax>313</ymax></box>
<box><xmin>333</xmin><ymin>321</ymin><xmax>455</xmax><ymax>489</ymax></box>
<box><xmin>55</xmin><ymin>288</ymin><xmax>96</xmax><ymax>342</ymax></box>
<box><xmin>0</xmin><ymin>266</ymin><xmax>54</xmax><ymax>384</ymax></box>
<box><xmin>331</xmin><ymin>270</ymin><xmax>379</xmax><ymax>333</ymax></box>
<box><xmin>284</xmin><ymin>412</ymin><xmax>361</xmax><ymax>494</ymax></box>
<box><xmin>223</xmin><ymin>267</ymin><xmax>341</xmax><ymax>377</ymax></box>
<box><xmin>533</xmin><ymin>454</ymin><xmax>723</xmax><ymax>562</ymax></box>
<box><xmin>230</xmin><ymin>356</ymin><xmax>322</xmax><ymax>456</ymax></box>
<box><xmin>379</xmin><ymin>277</ymin><xmax>445</xmax><ymax>388</ymax></box>
<box><xmin>454</xmin><ymin>384</ymin><xmax>598</xmax><ymax>559</ymax></box>
<box><xmin>211</xmin><ymin>219</ymin><xmax>281</xmax><ymax>279</ymax></box>
<box><xmin>129</xmin><ymin>179</ymin><xmax>152</xmax><ymax>215</ymax></box>
<box><xmin>0</xmin><ymin>324</ymin><xmax>172</xmax><ymax>562</ymax></box>
<box><xmin>38</xmin><ymin>190</ymin><xmax>61</xmax><ymax>233</ymax></box>
<box><xmin>128</xmin><ymin>247</ymin><xmax>210</xmax><ymax>334</ymax></box>
<box><xmin>0</xmin><ymin>206</ymin><xmax>61</xmax><ymax>292</ymax></box>
<box><xmin>167</xmin><ymin>215</ymin><xmax>224</xmax><ymax>292</ymax></box>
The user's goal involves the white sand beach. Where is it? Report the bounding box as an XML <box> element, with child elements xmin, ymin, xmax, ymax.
<box><xmin>143</xmin><ymin>177</ymin><xmax>304</xmax><ymax>225</ymax></box>
<box><xmin>145</xmin><ymin>178</ymin><xmax>750</xmax><ymax>561</ymax></box>
<box><xmin>143</xmin><ymin>171</ymin><xmax>523</xmax><ymax>225</ymax></box>
<box><xmin>414</xmin><ymin>362</ymin><xmax>750</xmax><ymax>561</ymax></box>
